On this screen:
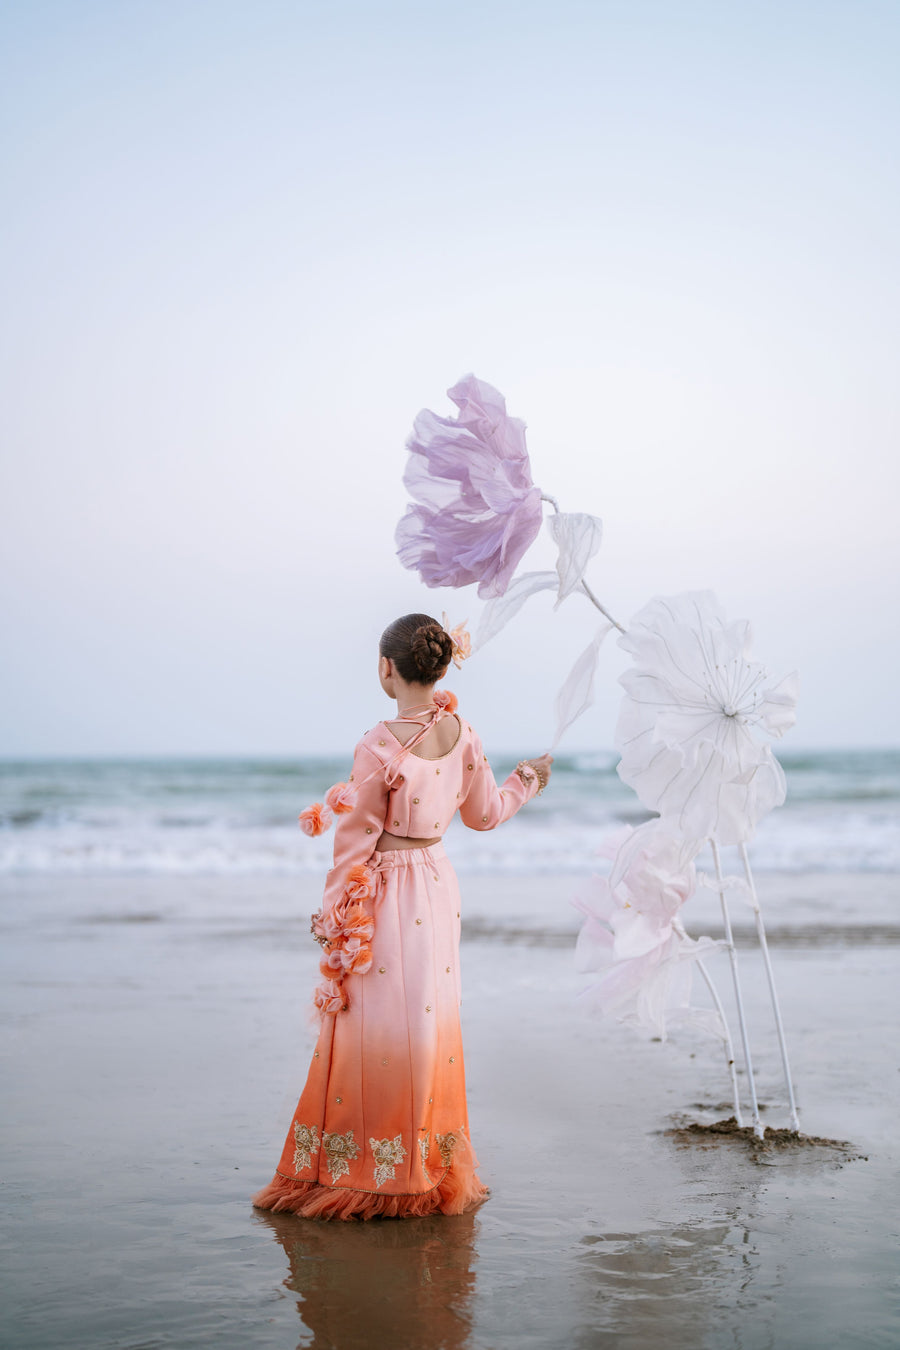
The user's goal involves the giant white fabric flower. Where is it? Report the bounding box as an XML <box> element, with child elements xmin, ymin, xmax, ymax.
<box><xmin>615</xmin><ymin>592</ymin><xmax>798</xmax><ymax>844</ymax></box>
<box><xmin>574</xmin><ymin>821</ymin><xmax>722</xmax><ymax>1040</ymax></box>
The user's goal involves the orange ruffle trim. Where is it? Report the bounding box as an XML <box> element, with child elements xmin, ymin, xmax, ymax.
<box><xmin>251</xmin><ymin>1156</ymin><xmax>488</xmax><ymax>1221</ymax></box>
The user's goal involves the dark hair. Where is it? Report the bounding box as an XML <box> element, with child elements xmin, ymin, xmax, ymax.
<box><xmin>380</xmin><ymin>613</ymin><xmax>453</xmax><ymax>685</ymax></box>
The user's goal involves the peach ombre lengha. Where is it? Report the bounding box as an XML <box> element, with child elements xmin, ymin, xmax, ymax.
<box><xmin>251</xmin><ymin>705</ymin><xmax>540</xmax><ymax>1220</ymax></box>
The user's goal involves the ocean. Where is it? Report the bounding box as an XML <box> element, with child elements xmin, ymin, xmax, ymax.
<box><xmin>1</xmin><ymin>748</ymin><xmax>897</xmax><ymax>877</ymax></box>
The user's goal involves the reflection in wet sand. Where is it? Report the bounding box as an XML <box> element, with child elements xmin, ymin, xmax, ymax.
<box><xmin>574</xmin><ymin>1219</ymin><xmax>761</xmax><ymax>1349</ymax></box>
<box><xmin>255</xmin><ymin>1209</ymin><xmax>478</xmax><ymax>1350</ymax></box>
<box><xmin>566</xmin><ymin>1126</ymin><xmax>778</xmax><ymax>1349</ymax></box>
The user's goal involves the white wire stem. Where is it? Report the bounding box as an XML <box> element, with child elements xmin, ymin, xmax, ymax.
<box><xmin>674</xmin><ymin>917</ymin><xmax>743</xmax><ymax>1126</ymax></box>
<box><xmin>738</xmin><ymin>842</ymin><xmax>801</xmax><ymax>1132</ymax></box>
<box><xmin>540</xmin><ymin>493</ymin><xmax>627</xmax><ymax>633</ymax></box>
<box><xmin>710</xmin><ymin>836</ymin><xmax>763</xmax><ymax>1138</ymax></box>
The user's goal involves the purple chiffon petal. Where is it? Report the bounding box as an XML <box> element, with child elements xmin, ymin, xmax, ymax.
<box><xmin>396</xmin><ymin>374</ymin><xmax>543</xmax><ymax>596</ymax></box>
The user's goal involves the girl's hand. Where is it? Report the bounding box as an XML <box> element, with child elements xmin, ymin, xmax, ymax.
<box><xmin>527</xmin><ymin>753</ymin><xmax>553</xmax><ymax>790</ymax></box>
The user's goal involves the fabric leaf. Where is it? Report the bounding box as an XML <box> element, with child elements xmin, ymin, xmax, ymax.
<box><xmin>551</xmin><ymin>623</ymin><xmax>613</xmax><ymax>748</ymax></box>
<box><xmin>547</xmin><ymin>511</ymin><xmax>603</xmax><ymax>603</ymax></box>
<box><xmin>472</xmin><ymin>570</ymin><xmax>559</xmax><ymax>651</ymax></box>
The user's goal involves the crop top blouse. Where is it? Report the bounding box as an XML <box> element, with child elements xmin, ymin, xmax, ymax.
<box><xmin>319</xmin><ymin>714</ymin><xmax>539</xmax><ymax>918</ymax></box>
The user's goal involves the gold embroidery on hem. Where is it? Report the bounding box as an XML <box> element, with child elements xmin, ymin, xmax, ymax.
<box><xmin>292</xmin><ymin>1122</ymin><xmax>320</xmax><ymax>1172</ymax></box>
<box><xmin>436</xmin><ymin>1130</ymin><xmax>460</xmax><ymax>1169</ymax></box>
<box><xmin>370</xmin><ymin>1134</ymin><xmax>407</xmax><ymax>1188</ymax></box>
<box><xmin>323</xmin><ymin>1128</ymin><xmax>361</xmax><ymax>1182</ymax></box>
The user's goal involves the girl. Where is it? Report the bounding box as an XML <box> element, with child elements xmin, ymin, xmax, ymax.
<box><xmin>252</xmin><ymin>614</ymin><xmax>552</xmax><ymax>1220</ymax></box>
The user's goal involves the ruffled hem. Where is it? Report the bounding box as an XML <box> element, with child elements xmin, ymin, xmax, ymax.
<box><xmin>251</xmin><ymin>1161</ymin><xmax>488</xmax><ymax>1222</ymax></box>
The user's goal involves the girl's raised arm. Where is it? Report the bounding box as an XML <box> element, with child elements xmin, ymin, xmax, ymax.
<box><xmin>458</xmin><ymin>731</ymin><xmax>545</xmax><ymax>831</ymax></box>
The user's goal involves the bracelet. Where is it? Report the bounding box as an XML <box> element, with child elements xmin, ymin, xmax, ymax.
<box><xmin>515</xmin><ymin>760</ymin><xmax>546</xmax><ymax>795</ymax></box>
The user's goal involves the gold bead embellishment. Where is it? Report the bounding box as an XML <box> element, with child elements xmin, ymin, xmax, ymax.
<box><xmin>445</xmin><ymin>966</ymin><xmax>450</xmax><ymax>973</ymax></box>
<box><xmin>398</xmin><ymin>775</ymin><xmax>404</xmax><ymax>782</ymax></box>
<box><xmin>435</xmin><ymin>768</ymin><xmax>440</xmax><ymax>774</ymax></box>
<box><xmin>378</xmin><ymin>966</ymin><xmax>386</xmax><ymax>973</ymax></box>
<box><xmin>335</xmin><ymin>1097</ymin><xmax>342</xmax><ymax>1104</ymax></box>
<box><xmin>378</xmin><ymin>739</ymin><xmax>386</xmax><ymax>746</ymax></box>
<box><xmin>433</xmin><ymin>874</ymin><xmax>439</xmax><ymax>881</ymax></box>
<box><xmin>434</xmin><ymin>822</ymin><xmax>440</xmax><ymax>829</ymax></box>
<box><xmin>381</xmin><ymin>1058</ymin><xmax>389</xmax><ymax>1066</ymax></box>
<box><xmin>314</xmin><ymin>1050</ymin><xmax>319</xmax><ymax>1058</ymax></box>
<box><xmin>482</xmin><ymin>815</ymin><xmax>488</xmax><ymax>822</ymax></box>
<box><xmin>349</xmin><ymin>774</ymin><xmax>354</xmax><ymax>781</ymax></box>
<box><xmin>415</xmin><ymin>918</ymin><xmax>422</xmax><ymax>925</ymax></box>
<box><xmin>467</xmin><ymin>764</ymin><xmax>474</xmax><ymax>771</ymax></box>
<box><xmin>449</xmin><ymin>1056</ymin><xmax>455</xmax><ymax>1063</ymax></box>
<box><xmin>425</xmin><ymin>1005</ymin><xmax>431</xmax><ymax>1012</ymax></box>
<box><xmin>413</xmin><ymin>796</ymin><xmax>420</xmax><ymax>803</ymax></box>
<box><xmin>365</xmin><ymin>827</ymin><xmax>372</xmax><ymax>834</ymax></box>
<box><xmin>393</xmin><ymin>820</ymin><xmax>400</xmax><ymax>826</ymax></box>
<box><xmin>428</xmin><ymin>1097</ymin><xmax>433</xmax><ymax>1104</ymax></box>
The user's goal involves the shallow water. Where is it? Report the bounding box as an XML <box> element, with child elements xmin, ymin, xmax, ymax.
<box><xmin>1</xmin><ymin>876</ymin><xmax>898</xmax><ymax>1349</ymax></box>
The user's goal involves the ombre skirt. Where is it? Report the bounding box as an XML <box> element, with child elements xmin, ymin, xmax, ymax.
<box><xmin>251</xmin><ymin>844</ymin><xmax>488</xmax><ymax>1220</ymax></box>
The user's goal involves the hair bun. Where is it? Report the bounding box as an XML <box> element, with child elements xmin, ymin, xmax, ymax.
<box><xmin>410</xmin><ymin>622</ymin><xmax>453</xmax><ymax>683</ymax></box>
<box><xmin>379</xmin><ymin>612</ymin><xmax>453</xmax><ymax>685</ymax></box>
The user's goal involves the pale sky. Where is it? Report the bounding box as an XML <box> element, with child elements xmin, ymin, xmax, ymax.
<box><xmin>1</xmin><ymin>0</ymin><xmax>898</xmax><ymax>756</ymax></box>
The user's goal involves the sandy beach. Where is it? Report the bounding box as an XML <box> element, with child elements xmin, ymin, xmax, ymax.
<box><xmin>2</xmin><ymin>871</ymin><xmax>898</xmax><ymax>1349</ymax></box>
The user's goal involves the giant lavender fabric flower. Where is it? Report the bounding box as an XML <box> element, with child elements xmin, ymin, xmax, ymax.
<box><xmin>396</xmin><ymin>374</ymin><xmax>544</xmax><ymax>599</ymax></box>
<box><xmin>615</xmin><ymin>592</ymin><xmax>798</xmax><ymax>844</ymax></box>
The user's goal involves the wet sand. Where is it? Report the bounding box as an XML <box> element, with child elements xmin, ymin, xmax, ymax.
<box><xmin>2</xmin><ymin>873</ymin><xmax>899</xmax><ymax>1349</ymax></box>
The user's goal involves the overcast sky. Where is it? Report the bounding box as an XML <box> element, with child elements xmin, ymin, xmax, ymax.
<box><xmin>1</xmin><ymin>0</ymin><xmax>898</xmax><ymax>757</ymax></box>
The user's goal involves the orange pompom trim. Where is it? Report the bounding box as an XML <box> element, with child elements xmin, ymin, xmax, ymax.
<box><xmin>325</xmin><ymin>782</ymin><xmax>357</xmax><ymax>815</ymax></box>
<box><xmin>298</xmin><ymin>802</ymin><xmax>333</xmax><ymax>836</ymax></box>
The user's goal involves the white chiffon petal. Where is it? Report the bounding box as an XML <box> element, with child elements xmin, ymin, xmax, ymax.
<box><xmin>547</xmin><ymin>511</ymin><xmax>603</xmax><ymax>602</ymax></box>
<box><xmin>551</xmin><ymin>623</ymin><xmax>612</xmax><ymax>749</ymax></box>
<box><xmin>472</xmin><ymin>570</ymin><xmax>558</xmax><ymax>651</ymax></box>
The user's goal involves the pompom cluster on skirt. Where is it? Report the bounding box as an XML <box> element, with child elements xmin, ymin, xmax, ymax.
<box><xmin>252</xmin><ymin>845</ymin><xmax>488</xmax><ymax>1220</ymax></box>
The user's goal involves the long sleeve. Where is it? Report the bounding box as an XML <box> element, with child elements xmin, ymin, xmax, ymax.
<box><xmin>458</xmin><ymin>731</ymin><xmax>539</xmax><ymax>831</ymax></box>
<box><xmin>320</xmin><ymin>742</ymin><xmax>389</xmax><ymax>917</ymax></box>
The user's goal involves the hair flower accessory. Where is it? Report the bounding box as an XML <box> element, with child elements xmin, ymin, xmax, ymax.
<box><xmin>298</xmin><ymin>802</ymin><xmax>333</xmax><ymax>837</ymax></box>
<box><xmin>432</xmin><ymin>688</ymin><xmax>458</xmax><ymax>714</ymax></box>
<box><xmin>442</xmin><ymin>612</ymin><xmax>472</xmax><ymax>668</ymax></box>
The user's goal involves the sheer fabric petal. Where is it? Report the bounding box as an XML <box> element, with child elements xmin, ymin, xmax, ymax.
<box><xmin>473</xmin><ymin>571</ymin><xmax>558</xmax><ymax>651</ymax></box>
<box><xmin>546</xmin><ymin>511</ymin><xmax>603</xmax><ymax>603</ymax></box>
<box><xmin>551</xmin><ymin>623</ymin><xmax>612</xmax><ymax>749</ymax></box>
